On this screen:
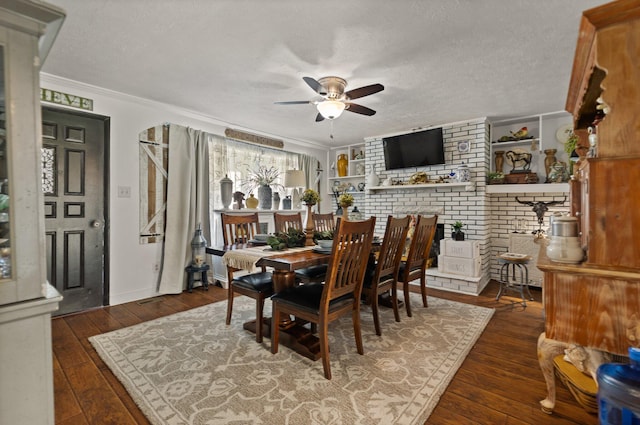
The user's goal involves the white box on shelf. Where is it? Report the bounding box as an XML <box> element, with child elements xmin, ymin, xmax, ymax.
<box><xmin>441</xmin><ymin>238</ymin><xmax>480</xmax><ymax>259</ymax></box>
<box><xmin>438</xmin><ymin>255</ymin><xmax>482</xmax><ymax>277</ymax></box>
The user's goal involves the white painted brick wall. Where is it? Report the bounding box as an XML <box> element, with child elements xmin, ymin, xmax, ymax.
<box><xmin>360</xmin><ymin>117</ymin><xmax>570</xmax><ymax>295</ymax></box>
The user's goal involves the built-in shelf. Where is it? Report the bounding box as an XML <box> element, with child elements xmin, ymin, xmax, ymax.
<box><xmin>486</xmin><ymin>183</ymin><xmax>569</xmax><ymax>194</ymax></box>
<box><xmin>368</xmin><ymin>181</ymin><xmax>476</xmax><ymax>192</ymax></box>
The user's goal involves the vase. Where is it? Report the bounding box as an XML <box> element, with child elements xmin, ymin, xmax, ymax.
<box><xmin>282</xmin><ymin>195</ymin><xmax>292</xmax><ymax>210</ymax></box>
<box><xmin>367</xmin><ymin>164</ymin><xmax>379</xmax><ymax>187</ymax></box>
<box><xmin>456</xmin><ymin>162</ymin><xmax>470</xmax><ymax>182</ymax></box>
<box><xmin>494</xmin><ymin>151</ymin><xmax>505</xmax><ymax>173</ymax></box>
<box><xmin>220</xmin><ymin>174</ymin><xmax>233</xmax><ymax>209</ymax></box>
<box><xmin>257</xmin><ymin>185</ymin><xmax>272</xmax><ymax>209</ymax></box>
<box><xmin>337</xmin><ymin>154</ymin><xmax>348</xmax><ymax>177</ymax></box>
<box><xmin>544</xmin><ymin>149</ymin><xmax>557</xmax><ymax>182</ymax></box>
<box><xmin>246</xmin><ymin>193</ymin><xmax>259</xmax><ymax>209</ymax></box>
<box><xmin>336</xmin><ymin>205</ymin><xmax>343</xmax><ymax>216</ymax></box>
<box><xmin>273</xmin><ymin>192</ymin><xmax>280</xmax><ymax>210</ymax></box>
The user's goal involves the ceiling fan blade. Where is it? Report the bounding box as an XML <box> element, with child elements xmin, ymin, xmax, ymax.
<box><xmin>274</xmin><ymin>100</ymin><xmax>311</xmax><ymax>105</ymax></box>
<box><xmin>345</xmin><ymin>103</ymin><xmax>376</xmax><ymax>116</ymax></box>
<box><xmin>303</xmin><ymin>77</ymin><xmax>328</xmax><ymax>96</ymax></box>
<box><xmin>315</xmin><ymin>113</ymin><xmax>325</xmax><ymax>122</ymax></box>
<box><xmin>345</xmin><ymin>83</ymin><xmax>384</xmax><ymax>100</ymax></box>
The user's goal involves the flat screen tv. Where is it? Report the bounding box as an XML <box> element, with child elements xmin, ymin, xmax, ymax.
<box><xmin>383</xmin><ymin>127</ymin><xmax>445</xmax><ymax>170</ymax></box>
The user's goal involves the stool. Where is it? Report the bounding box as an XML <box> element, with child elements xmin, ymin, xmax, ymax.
<box><xmin>496</xmin><ymin>253</ymin><xmax>533</xmax><ymax>307</ymax></box>
<box><xmin>185</xmin><ymin>264</ymin><xmax>210</xmax><ymax>293</ymax></box>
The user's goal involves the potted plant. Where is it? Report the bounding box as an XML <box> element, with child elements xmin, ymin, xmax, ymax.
<box><xmin>300</xmin><ymin>189</ymin><xmax>320</xmax><ymax>206</ymax></box>
<box><xmin>451</xmin><ymin>220</ymin><xmax>465</xmax><ymax>241</ymax></box>
<box><xmin>338</xmin><ymin>193</ymin><xmax>354</xmax><ymax>208</ymax></box>
<box><xmin>488</xmin><ymin>171</ymin><xmax>505</xmax><ymax>184</ymax></box>
<box><xmin>266</xmin><ymin>227</ymin><xmax>306</xmax><ymax>250</ymax></box>
<box><xmin>243</xmin><ymin>165</ymin><xmax>284</xmax><ymax>210</ymax></box>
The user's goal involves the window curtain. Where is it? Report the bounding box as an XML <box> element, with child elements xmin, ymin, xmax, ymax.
<box><xmin>158</xmin><ymin>125</ymin><xmax>211</xmax><ymax>294</ymax></box>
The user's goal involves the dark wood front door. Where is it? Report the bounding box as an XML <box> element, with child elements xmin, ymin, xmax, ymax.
<box><xmin>42</xmin><ymin>107</ymin><xmax>109</xmax><ymax>316</ymax></box>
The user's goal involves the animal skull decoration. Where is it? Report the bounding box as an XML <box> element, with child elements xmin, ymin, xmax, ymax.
<box><xmin>515</xmin><ymin>196</ymin><xmax>567</xmax><ymax>235</ymax></box>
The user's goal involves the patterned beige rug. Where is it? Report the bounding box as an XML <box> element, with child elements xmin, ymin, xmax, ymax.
<box><xmin>89</xmin><ymin>294</ymin><xmax>493</xmax><ymax>425</ymax></box>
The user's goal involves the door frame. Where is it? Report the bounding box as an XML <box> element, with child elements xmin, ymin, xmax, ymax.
<box><xmin>43</xmin><ymin>105</ymin><xmax>111</xmax><ymax>308</ymax></box>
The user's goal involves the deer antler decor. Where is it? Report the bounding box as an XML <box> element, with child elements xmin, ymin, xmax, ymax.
<box><xmin>515</xmin><ymin>196</ymin><xmax>567</xmax><ymax>235</ymax></box>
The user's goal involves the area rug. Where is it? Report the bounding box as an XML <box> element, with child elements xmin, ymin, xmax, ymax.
<box><xmin>89</xmin><ymin>294</ymin><xmax>493</xmax><ymax>425</ymax></box>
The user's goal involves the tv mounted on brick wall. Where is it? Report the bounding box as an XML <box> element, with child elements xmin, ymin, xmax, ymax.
<box><xmin>382</xmin><ymin>127</ymin><xmax>445</xmax><ymax>170</ymax></box>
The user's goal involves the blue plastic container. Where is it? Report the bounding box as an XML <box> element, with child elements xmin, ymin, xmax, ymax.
<box><xmin>597</xmin><ymin>347</ymin><xmax>640</xmax><ymax>425</ymax></box>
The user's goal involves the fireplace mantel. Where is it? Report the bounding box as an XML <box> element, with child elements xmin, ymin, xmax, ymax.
<box><xmin>368</xmin><ymin>181</ymin><xmax>475</xmax><ymax>192</ymax></box>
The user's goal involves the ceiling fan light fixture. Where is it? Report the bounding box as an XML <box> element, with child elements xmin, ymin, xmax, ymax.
<box><xmin>316</xmin><ymin>100</ymin><xmax>346</xmax><ymax>120</ymax></box>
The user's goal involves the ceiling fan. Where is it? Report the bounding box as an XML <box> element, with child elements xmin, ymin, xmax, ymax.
<box><xmin>275</xmin><ymin>76</ymin><xmax>384</xmax><ymax>122</ymax></box>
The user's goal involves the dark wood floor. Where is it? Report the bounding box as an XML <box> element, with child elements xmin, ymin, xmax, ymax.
<box><xmin>52</xmin><ymin>280</ymin><xmax>598</xmax><ymax>425</ymax></box>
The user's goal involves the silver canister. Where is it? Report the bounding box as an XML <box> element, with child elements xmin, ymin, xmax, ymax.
<box><xmin>550</xmin><ymin>216</ymin><xmax>579</xmax><ymax>237</ymax></box>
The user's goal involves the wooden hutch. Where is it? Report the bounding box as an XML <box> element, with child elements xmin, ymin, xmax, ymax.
<box><xmin>536</xmin><ymin>0</ymin><xmax>640</xmax><ymax>414</ymax></box>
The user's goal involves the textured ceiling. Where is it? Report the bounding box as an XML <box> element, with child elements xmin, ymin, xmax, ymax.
<box><xmin>42</xmin><ymin>0</ymin><xmax>604</xmax><ymax>148</ymax></box>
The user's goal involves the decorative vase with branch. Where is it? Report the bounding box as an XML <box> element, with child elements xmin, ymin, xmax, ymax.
<box><xmin>243</xmin><ymin>165</ymin><xmax>283</xmax><ymax>210</ymax></box>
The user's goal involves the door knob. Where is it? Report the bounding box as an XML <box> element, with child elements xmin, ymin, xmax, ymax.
<box><xmin>91</xmin><ymin>220</ymin><xmax>102</xmax><ymax>228</ymax></box>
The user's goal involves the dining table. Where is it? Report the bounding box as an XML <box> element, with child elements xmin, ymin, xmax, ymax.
<box><xmin>206</xmin><ymin>242</ymin><xmax>332</xmax><ymax>360</ymax></box>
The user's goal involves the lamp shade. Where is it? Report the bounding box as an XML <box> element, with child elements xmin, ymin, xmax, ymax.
<box><xmin>284</xmin><ymin>170</ymin><xmax>305</xmax><ymax>188</ymax></box>
<box><xmin>316</xmin><ymin>100</ymin><xmax>346</xmax><ymax>119</ymax></box>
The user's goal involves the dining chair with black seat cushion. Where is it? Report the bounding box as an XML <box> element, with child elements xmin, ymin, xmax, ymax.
<box><xmin>312</xmin><ymin>212</ymin><xmax>335</xmax><ymax>233</ymax></box>
<box><xmin>271</xmin><ymin>216</ymin><xmax>376</xmax><ymax>379</ymax></box>
<box><xmin>273</xmin><ymin>211</ymin><xmax>326</xmax><ymax>284</ymax></box>
<box><xmin>221</xmin><ymin>212</ymin><xmax>273</xmax><ymax>343</ymax></box>
<box><xmin>397</xmin><ymin>214</ymin><xmax>438</xmax><ymax>317</ymax></box>
<box><xmin>361</xmin><ymin>215</ymin><xmax>410</xmax><ymax>335</ymax></box>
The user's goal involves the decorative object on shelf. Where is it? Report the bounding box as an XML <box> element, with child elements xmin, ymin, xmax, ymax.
<box><xmin>548</xmin><ymin>162</ymin><xmax>569</xmax><ymax>183</ymax></box>
<box><xmin>355</xmin><ymin>162</ymin><xmax>365</xmax><ymax>175</ymax></box>
<box><xmin>257</xmin><ymin>185</ymin><xmax>273</xmax><ymax>210</ymax></box>
<box><xmin>496</xmin><ymin>127</ymin><xmax>534</xmax><ymax>142</ymax></box>
<box><xmin>544</xmin><ymin>149</ymin><xmax>558</xmax><ymax>182</ymax></box>
<box><xmin>457</xmin><ymin>140</ymin><xmax>470</xmax><ymax>153</ymax></box>
<box><xmin>505</xmin><ymin>150</ymin><xmax>532</xmax><ymax>173</ymax></box>
<box><xmin>367</xmin><ymin>164</ymin><xmax>380</xmax><ymax>187</ymax></box>
<box><xmin>382</xmin><ymin>177</ymin><xmax>393</xmax><ymax>186</ymax></box>
<box><xmin>456</xmin><ymin>162</ymin><xmax>470</xmax><ymax>182</ymax></box>
<box><xmin>220</xmin><ymin>174</ymin><xmax>233</xmax><ymax>209</ymax></box>
<box><xmin>244</xmin><ymin>165</ymin><xmax>283</xmax><ymax>210</ymax></box>
<box><xmin>282</xmin><ymin>195</ymin><xmax>292</xmax><ymax>210</ymax></box>
<box><xmin>337</xmin><ymin>153</ymin><xmax>348</xmax><ymax>177</ymax></box>
<box><xmin>284</xmin><ymin>169</ymin><xmax>305</xmax><ymax>209</ymax></box>
<box><xmin>450</xmin><ymin>221</ymin><xmax>465</xmax><ymax>241</ymax></box>
<box><xmin>488</xmin><ymin>172</ymin><xmax>505</xmax><ymax>184</ymax></box>
<box><xmin>494</xmin><ymin>150</ymin><xmax>505</xmax><ymax>173</ymax></box>
<box><xmin>515</xmin><ymin>196</ymin><xmax>566</xmax><ymax>236</ymax></box>
<box><xmin>336</xmin><ymin>205</ymin><xmax>343</xmax><ymax>216</ymax></box>
<box><xmin>273</xmin><ymin>192</ymin><xmax>280</xmax><ymax>210</ymax></box>
<box><xmin>357</xmin><ymin>182</ymin><xmax>366</xmax><ymax>191</ymax></box>
<box><xmin>190</xmin><ymin>223</ymin><xmax>207</xmax><ymax>266</ymax></box>
<box><xmin>353</xmin><ymin>149</ymin><xmax>364</xmax><ymax>160</ymax></box>
<box><xmin>349</xmin><ymin>206</ymin><xmax>364</xmax><ymax>221</ymax></box>
<box><xmin>245</xmin><ymin>193</ymin><xmax>259</xmax><ymax>209</ymax></box>
<box><xmin>233</xmin><ymin>191</ymin><xmax>245</xmax><ymax>209</ymax></box>
<box><xmin>409</xmin><ymin>171</ymin><xmax>428</xmax><ymax>184</ymax></box>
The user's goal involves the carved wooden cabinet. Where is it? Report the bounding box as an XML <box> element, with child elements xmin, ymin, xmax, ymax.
<box><xmin>537</xmin><ymin>0</ymin><xmax>640</xmax><ymax>414</ymax></box>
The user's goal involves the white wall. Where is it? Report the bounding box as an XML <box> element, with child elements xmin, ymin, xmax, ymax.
<box><xmin>40</xmin><ymin>74</ymin><xmax>328</xmax><ymax>306</ymax></box>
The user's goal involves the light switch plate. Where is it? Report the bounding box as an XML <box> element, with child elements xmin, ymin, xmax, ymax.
<box><xmin>117</xmin><ymin>186</ymin><xmax>131</xmax><ymax>198</ymax></box>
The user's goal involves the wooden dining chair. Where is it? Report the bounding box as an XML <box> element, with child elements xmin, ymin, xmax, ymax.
<box><xmin>397</xmin><ymin>214</ymin><xmax>438</xmax><ymax>317</ymax></box>
<box><xmin>273</xmin><ymin>212</ymin><xmax>327</xmax><ymax>284</ymax></box>
<box><xmin>271</xmin><ymin>216</ymin><xmax>376</xmax><ymax>379</ymax></box>
<box><xmin>312</xmin><ymin>212</ymin><xmax>335</xmax><ymax>233</ymax></box>
<box><xmin>220</xmin><ymin>213</ymin><xmax>273</xmax><ymax>343</ymax></box>
<box><xmin>273</xmin><ymin>212</ymin><xmax>303</xmax><ymax>233</ymax></box>
<box><xmin>361</xmin><ymin>215</ymin><xmax>410</xmax><ymax>335</ymax></box>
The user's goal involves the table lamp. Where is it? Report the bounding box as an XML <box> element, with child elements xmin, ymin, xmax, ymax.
<box><xmin>284</xmin><ymin>170</ymin><xmax>305</xmax><ymax>209</ymax></box>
